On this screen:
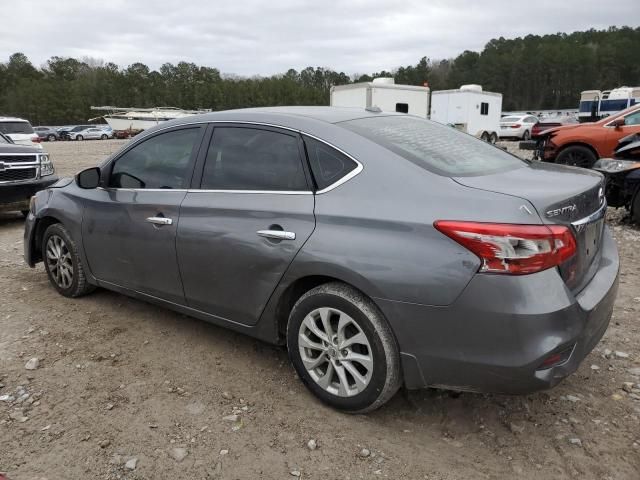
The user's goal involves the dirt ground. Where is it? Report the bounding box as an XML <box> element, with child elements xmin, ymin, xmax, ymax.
<box><xmin>1</xmin><ymin>139</ymin><xmax>639</xmax><ymax>479</ymax></box>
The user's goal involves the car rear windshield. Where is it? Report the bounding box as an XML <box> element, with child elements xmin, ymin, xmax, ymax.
<box><xmin>0</xmin><ymin>121</ymin><xmax>34</xmax><ymax>134</ymax></box>
<box><xmin>340</xmin><ymin>116</ymin><xmax>526</xmax><ymax>177</ymax></box>
<box><xmin>500</xmin><ymin>116</ymin><xmax>520</xmax><ymax>122</ymax></box>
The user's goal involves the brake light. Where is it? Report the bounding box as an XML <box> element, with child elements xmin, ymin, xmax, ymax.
<box><xmin>31</xmin><ymin>136</ymin><xmax>41</xmax><ymax>143</ymax></box>
<box><xmin>511</xmin><ymin>124</ymin><xmax>521</xmax><ymax>129</ymax></box>
<box><xmin>434</xmin><ymin>221</ymin><xmax>576</xmax><ymax>275</ymax></box>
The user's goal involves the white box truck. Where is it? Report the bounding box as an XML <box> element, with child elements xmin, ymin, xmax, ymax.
<box><xmin>430</xmin><ymin>85</ymin><xmax>502</xmax><ymax>143</ymax></box>
<box><xmin>330</xmin><ymin>78</ymin><xmax>430</xmax><ymax>117</ymax></box>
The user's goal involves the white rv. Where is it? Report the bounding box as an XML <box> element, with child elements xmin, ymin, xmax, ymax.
<box><xmin>430</xmin><ymin>85</ymin><xmax>502</xmax><ymax>143</ymax></box>
<box><xmin>330</xmin><ymin>78</ymin><xmax>430</xmax><ymax>117</ymax></box>
<box><xmin>578</xmin><ymin>90</ymin><xmax>601</xmax><ymax>122</ymax></box>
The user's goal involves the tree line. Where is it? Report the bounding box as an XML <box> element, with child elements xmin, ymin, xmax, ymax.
<box><xmin>0</xmin><ymin>26</ymin><xmax>638</xmax><ymax>125</ymax></box>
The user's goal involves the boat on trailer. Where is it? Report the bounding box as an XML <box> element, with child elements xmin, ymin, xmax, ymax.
<box><xmin>90</xmin><ymin>106</ymin><xmax>211</xmax><ymax>131</ymax></box>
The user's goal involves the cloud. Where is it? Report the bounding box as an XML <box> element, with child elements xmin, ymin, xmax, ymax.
<box><xmin>1</xmin><ymin>0</ymin><xmax>636</xmax><ymax>75</ymax></box>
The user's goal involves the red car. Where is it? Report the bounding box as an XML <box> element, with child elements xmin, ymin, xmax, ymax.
<box><xmin>537</xmin><ymin>105</ymin><xmax>640</xmax><ymax>168</ymax></box>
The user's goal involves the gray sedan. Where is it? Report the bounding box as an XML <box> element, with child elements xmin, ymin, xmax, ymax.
<box><xmin>24</xmin><ymin>107</ymin><xmax>619</xmax><ymax>412</ymax></box>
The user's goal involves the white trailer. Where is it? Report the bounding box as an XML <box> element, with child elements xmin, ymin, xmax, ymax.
<box><xmin>330</xmin><ymin>78</ymin><xmax>430</xmax><ymax>117</ymax></box>
<box><xmin>430</xmin><ymin>85</ymin><xmax>502</xmax><ymax>143</ymax></box>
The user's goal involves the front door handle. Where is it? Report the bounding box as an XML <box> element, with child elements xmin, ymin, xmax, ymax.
<box><xmin>257</xmin><ymin>230</ymin><xmax>296</xmax><ymax>240</ymax></box>
<box><xmin>146</xmin><ymin>216</ymin><xmax>173</xmax><ymax>226</ymax></box>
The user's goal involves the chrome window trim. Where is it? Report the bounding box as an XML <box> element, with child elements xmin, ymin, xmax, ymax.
<box><xmin>97</xmin><ymin>186</ymin><xmax>312</xmax><ymax>195</ymax></box>
<box><xmin>115</xmin><ymin>120</ymin><xmax>364</xmax><ymax>194</ymax></box>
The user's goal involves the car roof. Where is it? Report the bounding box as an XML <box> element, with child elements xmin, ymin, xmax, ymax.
<box><xmin>0</xmin><ymin>116</ymin><xmax>31</xmax><ymax>123</ymax></box>
<box><xmin>195</xmin><ymin>106</ymin><xmax>406</xmax><ymax>124</ymax></box>
<box><xmin>137</xmin><ymin>106</ymin><xmax>407</xmax><ymax>141</ymax></box>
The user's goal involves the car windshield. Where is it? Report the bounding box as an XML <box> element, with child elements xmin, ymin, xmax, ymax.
<box><xmin>0</xmin><ymin>121</ymin><xmax>34</xmax><ymax>134</ymax></box>
<box><xmin>0</xmin><ymin>133</ymin><xmax>10</xmax><ymax>144</ymax></box>
<box><xmin>341</xmin><ymin>115</ymin><xmax>526</xmax><ymax>177</ymax></box>
<box><xmin>500</xmin><ymin>116</ymin><xmax>521</xmax><ymax>122</ymax></box>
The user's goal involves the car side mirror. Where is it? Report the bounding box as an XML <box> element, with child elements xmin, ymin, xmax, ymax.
<box><xmin>612</xmin><ymin>118</ymin><xmax>625</xmax><ymax>129</ymax></box>
<box><xmin>76</xmin><ymin>167</ymin><xmax>101</xmax><ymax>189</ymax></box>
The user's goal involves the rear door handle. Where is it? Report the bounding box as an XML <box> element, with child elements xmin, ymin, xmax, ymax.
<box><xmin>257</xmin><ymin>230</ymin><xmax>296</xmax><ymax>240</ymax></box>
<box><xmin>146</xmin><ymin>216</ymin><xmax>173</xmax><ymax>226</ymax></box>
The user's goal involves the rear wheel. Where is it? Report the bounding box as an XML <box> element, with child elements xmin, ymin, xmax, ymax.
<box><xmin>287</xmin><ymin>282</ymin><xmax>401</xmax><ymax>413</ymax></box>
<box><xmin>47</xmin><ymin>134</ymin><xmax>56</xmax><ymax>142</ymax></box>
<box><xmin>480</xmin><ymin>132</ymin><xmax>490</xmax><ymax>142</ymax></box>
<box><xmin>556</xmin><ymin>145</ymin><xmax>596</xmax><ymax>169</ymax></box>
<box><xmin>43</xmin><ymin>223</ymin><xmax>95</xmax><ymax>298</ymax></box>
<box><xmin>522</xmin><ymin>130</ymin><xmax>531</xmax><ymax>141</ymax></box>
<box><xmin>101</xmin><ymin>134</ymin><xmax>107</xmax><ymax>140</ymax></box>
<box><xmin>489</xmin><ymin>132</ymin><xmax>498</xmax><ymax>144</ymax></box>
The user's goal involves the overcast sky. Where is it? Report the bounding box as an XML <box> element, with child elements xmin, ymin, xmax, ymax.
<box><xmin>2</xmin><ymin>0</ymin><xmax>637</xmax><ymax>76</ymax></box>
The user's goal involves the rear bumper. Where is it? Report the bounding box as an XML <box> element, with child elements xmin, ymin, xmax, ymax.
<box><xmin>378</xmin><ymin>226</ymin><xmax>619</xmax><ymax>393</ymax></box>
<box><xmin>0</xmin><ymin>176</ymin><xmax>58</xmax><ymax>211</ymax></box>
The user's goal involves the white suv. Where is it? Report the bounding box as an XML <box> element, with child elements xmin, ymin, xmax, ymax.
<box><xmin>0</xmin><ymin>117</ymin><xmax>43</xmax><ymax>149</ymax></box>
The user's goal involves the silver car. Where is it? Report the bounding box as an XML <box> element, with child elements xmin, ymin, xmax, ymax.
<box><xmin>24</xmin><ymin>107</ymin><xmax>619</xmax><ymax>412</ymax></box>
<box><xmin>69</xmin><ymin>127</ymin><xmax>112</xmax><ymax>141</ymax></box>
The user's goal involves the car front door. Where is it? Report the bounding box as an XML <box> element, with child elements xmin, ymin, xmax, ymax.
<box><xmin>177</xmin><ymin>124</ymin><xmax>316</xmax><ymax>325</ymax></box>
<box><xmin>81</xmin><ymin>125</ymin><xmax>205</xmax><ymax>303</ymax></box>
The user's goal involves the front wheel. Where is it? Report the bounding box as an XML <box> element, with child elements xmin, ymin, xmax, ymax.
<box><xmin>522</xmin><ymin>130</ymin><xmax>531</xmax><ymax>141</ymax></box>
<box><xmin>101</xmin><ymin>134</ymin><xmax>107</xmax><ymax>140</ymax></box>
<box><xmin>76</xmin><ymin>135</ymin><xmax>83</xmax><ymax>141</ymax></box>
<box><xmin>556</xmin><ymin>145</ymin><xmax>596</xmax><ymax>168</ymax></box>
<box><xmin>287</xmin><ymin>282</ymin><xmax>401</xmax><ymax>413</ymax></box>
<box><xmin>47</xmin><ymin>134</ymin><xmax>56</xmax><ymax>142</ymax></box>
<box><xmin>43</xmin><ymin>223</ymin><xmax>95</xmax><ymax>298</ymax></box>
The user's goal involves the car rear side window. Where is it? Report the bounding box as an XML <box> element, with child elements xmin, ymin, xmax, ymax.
<box><xmin>303</xmin><ymin>136</ymin><xmax>358</xmax><ymax>190</ymax></box>
<box><xmin>109</xmin><ymin>128</ymin><xmax>200</xmax><ymax>189</ymax></box>
<box><xmin>200</xmin><ymin>127</ymin><xmax>308</xmax><ymax>191</ymax></box>
<box><xmin>341</xmin><ymin>116</ymin><xmax>525</xmax><ymax>177</ymax></box>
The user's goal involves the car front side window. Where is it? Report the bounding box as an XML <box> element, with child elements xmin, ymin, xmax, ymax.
<box><xmin>108</xmin><ymin>128</ymin><xmax>200</xmax><ymax>189</ymax></box>
<box><xmin>624</xmin><ymin>110</ymin><xmax>640</xmax><ymax>126</ymax></box>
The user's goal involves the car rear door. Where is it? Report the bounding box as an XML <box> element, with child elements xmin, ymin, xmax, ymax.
<box><xmin>176</xmin><ymin>124</ymin><xmax>315</xmax><ymax>326</ymax></box>
<box><xmin>81</xmin><ymin>125</ymin><xmax>206</xmax><ymax>303</ymax></box>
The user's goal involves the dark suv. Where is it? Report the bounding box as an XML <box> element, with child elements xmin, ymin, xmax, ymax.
<box><xmin>0</xmin><ymin>132</ymin><xmax>57</xmax><ymax>216</ymax></box>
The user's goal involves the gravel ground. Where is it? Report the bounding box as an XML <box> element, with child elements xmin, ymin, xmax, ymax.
<box><xmin>0</xmin><ymin>139</ymin><xmax>639</xmax><ymax>479</ymax></box>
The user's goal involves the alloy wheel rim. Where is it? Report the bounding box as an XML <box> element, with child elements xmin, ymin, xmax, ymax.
<box><xmin>298</xmin><ymin>307</ymin><xmax>373</xmax><ymax>397</ymax></box>
<box><xmin>46</xmin><ymin>235</ymin><xmax>73</xmax><ymax>289</ymax></box>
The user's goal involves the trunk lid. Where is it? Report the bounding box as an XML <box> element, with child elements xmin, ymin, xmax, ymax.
<box><xmin>453</xmin><ymin>162</ymin><xmax>606</xmax><ymax>292</ymax></box>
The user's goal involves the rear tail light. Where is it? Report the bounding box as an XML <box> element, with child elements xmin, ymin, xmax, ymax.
<box><xmin>434</xmin><ymin>221</ymin><xmax>576</xmax><ymax>275</ymax></box>
<box><xmin>511</xmin><ymin>124</ymin><xmax>521</xmax><ymax>129</ymax></box>
<box><xmin>31</xmin><ymin>136</ymin><xmax>41</xmax><ymax>143</ymax></box>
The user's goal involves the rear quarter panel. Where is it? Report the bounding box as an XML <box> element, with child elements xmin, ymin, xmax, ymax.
<box><xmin>281</xmin><ymin>128</ymin><xmax>543</xmax><ymax>307</ymax></box>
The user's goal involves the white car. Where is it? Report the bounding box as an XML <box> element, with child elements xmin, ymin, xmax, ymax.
<box><xmin>498</xmin><ymin>114</ymin><xmax>538</xmax><ymax>140</ymax></box>
<box><xmin>0</xmin><ymin>117</ymin><xmax>43</xmax><ymax>149</ymax></box>
<box><xmin>69</xmin><ymin>127</ymin><xmax>113</xmax><ymax>141</ymax></box>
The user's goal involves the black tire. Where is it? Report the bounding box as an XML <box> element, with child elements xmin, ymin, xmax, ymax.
<box><xmin>287</xmin><ymin>282</ymin><xmax>401</xmax><ymax>413</ymax></box>
<box><xmin>480</xmin><ymin>132</ymin><xmax>490</xmax><ymax>142</ymax></box>
<box><xmin>47</xmin><ymin>134</ymin><xmax>56</xmax><ymax>142</ymax></box>
<box><xmin>522</xmin><ymin>130</ymin><xmax>531</xmax><ymax>141</ymax></box>
<box><xmin>76</xmin><ymin>135</ymin><xmax>83</xmax><ymax>141</ymax></box>
<box><xmin>555</xmin><ymin>145</ymin><xmax>597</xmax><ymax>169</ymax></box>
<box><xmin>42</xmin><ymin>223</ymin><xmax>95</xmax><ymax>298</ymax></box>
<box><xmin>489</xmin><ymin>132</ymin><xmax>498</xmax><ymax>144</ymax></box>
<box><xmin>101</xmin><ymin>134</ymin><xmax>107</xmax><ymax>140</ymax></box>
